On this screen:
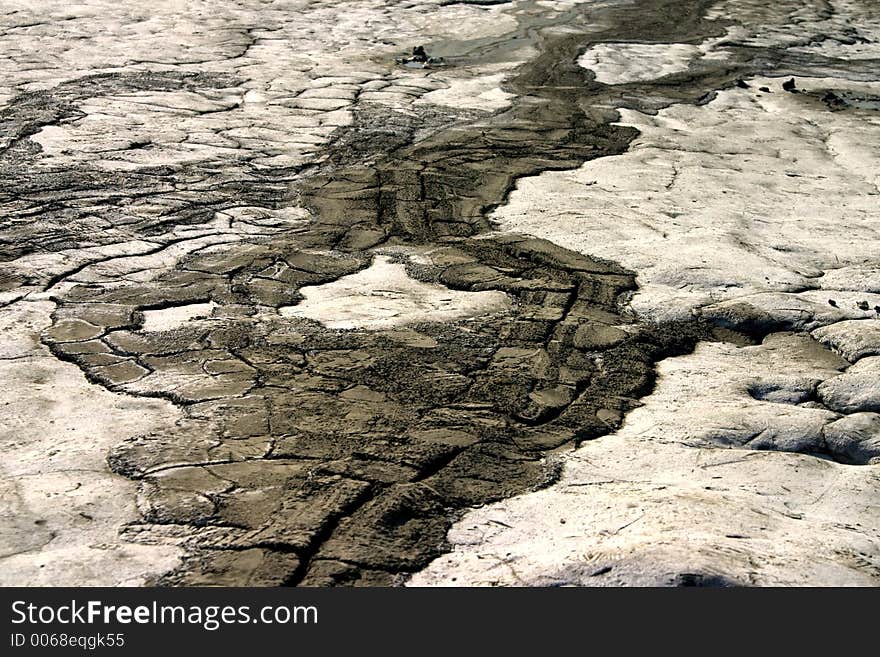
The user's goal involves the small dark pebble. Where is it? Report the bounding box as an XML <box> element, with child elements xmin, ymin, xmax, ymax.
<box><xmin>828</xmin><ymin>299</ymin><xmax>838</xmax><ymax>307</ymax></box>
<box><xmin>782</xmin><ymin>77</ymin><xmax>797</xmax><ymax>92</ymax></box>
<box><xmin>396</xmin><ymin>44</ymin><xmax>445</xmax><ymax>68</ymax></box>
<box><xmin>874</xmin><ymin>305</ymin><xmax>880</xmax><ymax>314</ymax></box>
<box><xmin>822</xmin><ymin>90</ymin><xmax>847</xmax><ymax>110</ymax></box>
<box><xmin>857</xmin><ymin>301</ymin><xmax>870</xmax><ymax>311</ymax></box>
<box><xmin>560</xmin><ymin>518</ymin><xmax>566</xmax><ymax>524</ymax></box>
<box><xmin>590</xmin><ymin>566</ymin><xmax>613</xmax><ymax>577</ymax></box>
<box><xmin>735</xmin><ymin>79</ymin><xmax>750</xmax><ymax>89</ymax></box>
<box><xmin>759</xmin><ymin>86</ymin><xmax>771</xmax><ymax>93</ymax></box>
<box><xmin>411</xmin><ymin>45</ymin><xmax>428</xmax><ymax>62</ymax></box>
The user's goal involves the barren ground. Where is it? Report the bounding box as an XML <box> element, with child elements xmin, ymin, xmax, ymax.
<box><xmin>1</xmin><ymin>0</ymin><xmax>878</xmax><ymax>586</ymax></box>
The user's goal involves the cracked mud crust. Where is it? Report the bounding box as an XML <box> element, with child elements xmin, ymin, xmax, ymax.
<box><xmin>2</xmin><ymin>0</ymin><xmax>879</xmax><ymax>586</ymax></box>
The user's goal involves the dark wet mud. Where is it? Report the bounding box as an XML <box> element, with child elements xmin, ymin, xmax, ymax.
<box><xmin>9</xmin><ymin>0</ymin><xmax>875</xmax><ymax>585</ymax></box>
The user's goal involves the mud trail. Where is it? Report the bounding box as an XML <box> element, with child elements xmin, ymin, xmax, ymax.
<box><xmin>23</xmin><ymin>0</ymin><xmax>853</xmax><ymax>585</ymax></box>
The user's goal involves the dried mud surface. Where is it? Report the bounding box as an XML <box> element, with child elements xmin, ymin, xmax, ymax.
<box><xmin>415</xmin><ymin>1</ymin><xmax>880</xmax><ymax>586</ymax></box>
<box><xmin>2</xmin><ymin>0</ymin><xmax>878</xmax><ymax>585</ymax></box>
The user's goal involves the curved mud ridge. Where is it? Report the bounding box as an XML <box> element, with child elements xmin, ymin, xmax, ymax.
<box><xmin>26</xmin><ymin>0</ymin><xmax>873</xmax><ymax>585</ymax></box>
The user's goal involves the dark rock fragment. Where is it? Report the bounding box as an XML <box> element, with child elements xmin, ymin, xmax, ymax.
<box><xmin>395</xmin><ymin>44</ymin><xmax>445</xmax><ymax>68</ymax></box>
<box><xmin>822</xmin><ymin>90</ymin><xmax>847</xmax><ymax>111</ymax></box>
<box><xmin>782</xmin><ymin>77</ymin><xmax>797</xmax><ymax>92</ymax></box>
<box><xmin>411</xmin><ymin>45</ymin><xmax>428</xmax><ymax>62</ymax></box>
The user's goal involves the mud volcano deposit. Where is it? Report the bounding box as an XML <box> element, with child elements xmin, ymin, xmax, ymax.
<box><xmin>1</xmin><ymin>1</ymin><xmax>879</xmax><ymax>586</ymax></box>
